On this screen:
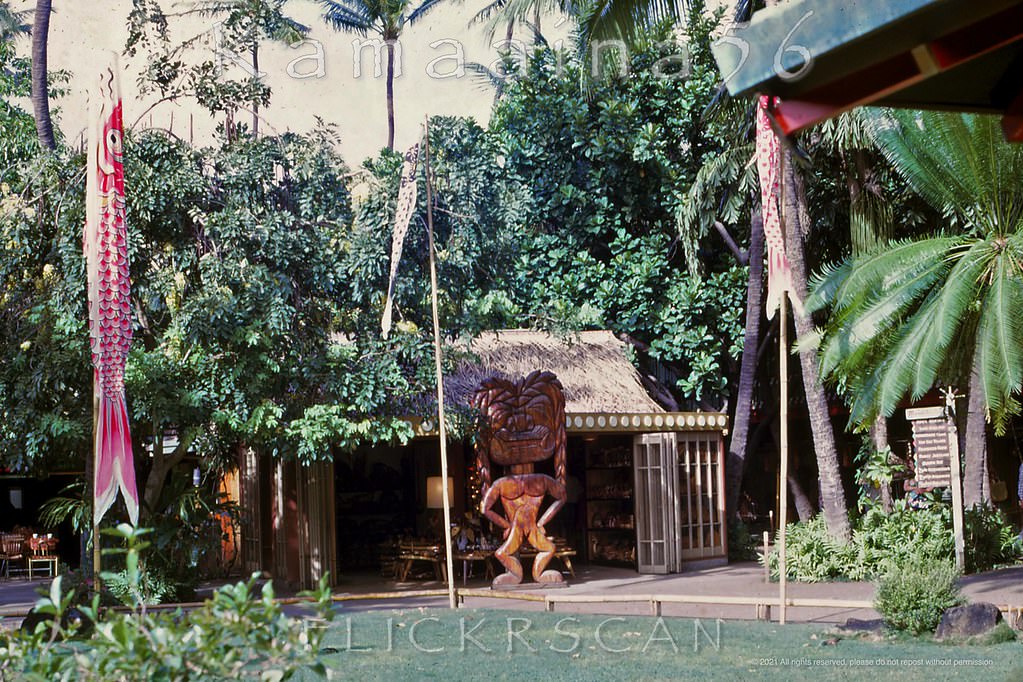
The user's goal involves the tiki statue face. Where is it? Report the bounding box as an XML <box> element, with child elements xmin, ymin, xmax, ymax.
<box><xmin>474</xmin><ymin>371</ymin><xmax>566</xmax><ymax>472</ymax></box>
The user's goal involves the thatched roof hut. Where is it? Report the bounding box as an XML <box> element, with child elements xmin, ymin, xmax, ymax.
<box><xmin>444</xmin><ymin>330</ymin><xmax>664</xmax><ymax>414</ymax></box>
<box><xmin>404</xmin><ymin>329</ymin><xmax>728</xmax><ymax>435</ymax></box>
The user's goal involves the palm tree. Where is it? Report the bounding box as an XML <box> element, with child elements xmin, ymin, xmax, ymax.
<box><xmin>572</xmin><ymin>0</ymin><xmax>687</xmax><ymax>47</ymax></box>
<box><xmin>30</xmin><ymin>0</ymin><xmax>55</xmax><ymax>150</ymax></box>
<box><xmin>318</xmin><ymin>0</ymin><xmax>446</xmax><ymax>150</ymax></box>
<box><xmin>0</xmin><ymin>2</ymin><xmax>30</xmax><ymax>41</ymax></box>
<box><xmin>818</xmin><ymin>110</ymin><xmax>896</xmax><ymax>511</ymax></box>
<box><xmin>810</xmin><ymin>110</ymin><xmax>1023</xmax><ymax>509</ymax></box>
<box><xmin>781</xmin><ymin>158</ymin><xmax>852</xmax><ymax>542</ymax></box>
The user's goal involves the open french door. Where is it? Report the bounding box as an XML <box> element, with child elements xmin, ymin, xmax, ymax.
<box><xmin>633</xmin><ymin>432</ymin><xmax>679</xmax><ymax>573</ymax></box>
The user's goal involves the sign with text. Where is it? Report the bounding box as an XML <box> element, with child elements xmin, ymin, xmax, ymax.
<box><xmin>905</xmin><ymin>406</ymin><xmax>953</xmax><ymax>488</ymax></box>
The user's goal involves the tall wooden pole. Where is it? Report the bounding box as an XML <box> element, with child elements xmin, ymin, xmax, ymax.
<box><xmin>92</xmin><ymin>376</ymin><xmax>101</xmax><ymax>584</ymax></box>
<box><xmin>424</xmin><ymin>116</ymin><xmax>457</xmax><ymax>609</ymax></box>
<box><xmin>777</xmin><ymin>140</ymin><xmax>789</xmax><ymax>625</ymax></box>
<box><xmin>778</xmin><ymin>296</ymin><xmax>789</xmax><ymax>624</ymax></box>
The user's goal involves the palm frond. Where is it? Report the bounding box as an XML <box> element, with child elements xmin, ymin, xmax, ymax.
<box><xmin>849</xmin><ymin>185</ymin><xmax>893</xmax><ymax>256</ymax></box>
<box><xmin>819</xmin><ymin>255</ymin><xmax>947</xmax><ymax>377</ymax></box>
<box><xmin>872</xmin><ymin>110</ymin><xmax>1023</xmax><ymax>237</ymax></box>
<box><xmin>408</xmin><ymin>0</ymin><xmax>448</xmax><ymax>25</ymax></box>
<box><xmin>675</xmin><ymin>141</ymin><xmax>755</xmax><ymax>274</ymax></box>
<box><xmin>806</xmin><ymin>260</ymin><xmax>852</xmax><ymax>313</ymax></box>
<box><xmin>576</xmin><ymin>0</ymin><xmax>686</xmax><ymax>44</ymax></box>
<box><xmin>977</xmin><ymin>256</ymin><xmax>1023</xmax><ymax>432</ymax></box>
<box><xmin>0</xmin><ymin>3</ymin><xmax>30</xmax><ymax>41</ymax></box>
<box><xmin>831</xmin><ymin>237</ymin><xmax>957</xmax><ymax>312</ymax></box>
<box><xmin>318</xmin><ymin>0</ymin><xmax>374</xmax><ymax>34</ymax></box>
<box><xmin>269</xmin><ymin>16</ymin><xmax>309</xmax><ymax>44</ymax></box>
<box><xmin>872</xmin><ymin>292</ymin><xmax>946</xmax><ymax>416</ymax></box>
<box><xmin>464</xmin><ymin>61</ymin><xmax>508</xmax><ymax>97</ymax></box>
<box><xmin>909</xmin><ymin>239</ymin><xmax>994</xmax><ymax>393</ymax></box>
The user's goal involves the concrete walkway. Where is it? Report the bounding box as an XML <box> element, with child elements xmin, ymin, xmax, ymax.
<box><xmin>2</xmin><ymin>562</ymin><xmax>1021</xmax><ymax>626</ymax></box>
<box><xmin>317</xmin><ymin>561</ymin><xmax>1023</xmax><ymax>624</ymax></box>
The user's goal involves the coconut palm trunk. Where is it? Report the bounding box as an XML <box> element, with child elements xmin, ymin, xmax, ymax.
<box><xmin>31</xmin><ymin>0</ymin><xmax>56</xmax><ymax>151</ymax></box>
<box><xmin>963</xmin><ymin>357</ymin><xmax>989</xmax><ymax>508</ymax></box>
<box><xmin>783</xmin><ymin>158</ymin><xmax>851</xmax><ymax>543</ymax></box>
<box><xmin>385</xmin><ymin>39</ymin><xmax>396</xmax><ymax>151</ymax></box>
<box><xmin>725</xmin><ymin>210</ymin><xmax>765</xmax><ymax>518</ymax></box>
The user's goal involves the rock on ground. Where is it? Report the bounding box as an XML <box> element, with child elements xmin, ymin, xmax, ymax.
<box><xmin>935</xmin><ymin>602</ymin><xmax>1002</xmax><ymax>640</ymax></box>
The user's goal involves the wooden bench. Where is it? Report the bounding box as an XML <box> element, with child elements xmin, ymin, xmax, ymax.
<box><xmin>517</xmin><ymin>544</ymin><xmax>577</xmax><ymax>577</ymax></box>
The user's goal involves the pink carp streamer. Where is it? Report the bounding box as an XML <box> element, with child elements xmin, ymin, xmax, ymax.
<box><xmin>755</xmin><ymin>95</ymin><xmax>801</xmax><ymax>318</ymax></box>
<box><xmin>85</xmin><ymin>60</ymin><xmax>139</xmax><ymax>525</ymax></box>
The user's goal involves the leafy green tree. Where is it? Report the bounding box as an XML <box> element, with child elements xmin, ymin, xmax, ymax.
<box><xmin>317</xmin><ymin>0</ymin><xmax>447</xmax><ymax>150</ymax></box>
<box><xmin>0</xmin><ymin>80</ymin><xmax>416</xmax><ymax>520</ymax></box>
<box><xmin>126</xmin><ymin>0</ymin><xmax>301</xmax><ymax>137</ymax></box>
<box><xmin>810</xmin><ymin>110</ymin><xmax>1023</xmax><ymax>508</ymax></box>
<box><xmin>340</xmin><ymin>116</ymin><xmax>531</xmax><ymax>340</ymax></box>
<box><xmin>0</xmin><ymin>42</ymin><xmax>86</xmax><ymax>474</ymax></box>
<box><xmin>191</xmin><ymin>0</ymin><xmax>308</xmax><ymax>136</ymax></box>
<box><xmin>487</xmin><ymin>21</ymin><xmax>749</xmax><ymax>407</ymax></box>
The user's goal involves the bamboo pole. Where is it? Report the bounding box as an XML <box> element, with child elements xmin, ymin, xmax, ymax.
<box><xmin>778</xmin><ymin>296</ymin><xmax>788</xmax><ymax>625</ymax></box>
<box><xmin>92</xmin><ymin>375</ymin><xmax>101</xmax><ymax>586</ymax></box>
<box><xmin>777</xmin><ymin>139</ymin><xmax>789</xmax><ymax>625</ymax></box>
<box><xmin>424</xmin><ymin>116</ymin><xmax>457</xmax><ymax>609</ymax></box>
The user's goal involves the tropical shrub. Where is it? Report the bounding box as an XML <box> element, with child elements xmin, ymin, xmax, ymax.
<box><xmin>763</xmin><ymin>515</ymin><xmax>853</xmax><ymax>582</ymax></box>
<box><xmin>875</xmin><ymin>556</ymin><xmax>963</xmax><ymax>634</ymax></box>
<box><xmin>764</xmin><ymin>500</ymin><xmax>1019</xmax><ymax>581</ymax></box>
<box><xmin>101</xmin><ymin>568</ymin><xmax>175</xmax><ymax>608</ymax></box>
<box><xmin>0</xmin><ymin>525</ymin><xmax>333</xmax><ymax>680</ymax></box>
<box><xmin>848</xmin><ymin>502</ymin><xmax>952</xmax><ymax>580</ymax></box>
<box><xmin>964</xmin><ymin>503</ymin><xmax>1023</xmax><ymax>573</ymax></box>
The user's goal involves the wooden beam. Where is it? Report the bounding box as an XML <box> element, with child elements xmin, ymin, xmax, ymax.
<box><xmin>772</xmin><ymin>4</ymin><xmax>1023</xmax><ymax>136</ymax></box>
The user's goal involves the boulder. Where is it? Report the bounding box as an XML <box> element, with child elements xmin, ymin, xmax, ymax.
<box><xmin>935</xmin><ymin>602</ymin><xmax>1002</xmax><ymax>640</ymax></box>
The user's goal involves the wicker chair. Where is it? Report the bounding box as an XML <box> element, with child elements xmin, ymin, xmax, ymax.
<box><xmin>0</xmin><ymin>534</ymin><xmax>25</xmax><ymax>580</ymax></box>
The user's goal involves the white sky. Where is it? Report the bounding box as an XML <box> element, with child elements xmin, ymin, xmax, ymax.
<box><xmin>14</xmin><ymin>0</ymin><xmax>569</xmax><ymax>164</ymax></box>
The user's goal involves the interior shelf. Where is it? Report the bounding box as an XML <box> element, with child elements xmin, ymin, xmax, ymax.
<box><xmin>584</xmin><ymin>439</ymin><xmax>637</xmax><ymax>567</ymax></box>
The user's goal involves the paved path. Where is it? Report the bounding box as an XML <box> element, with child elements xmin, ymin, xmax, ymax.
<box><xmin>320</xmin><ymin>561</ymin><xmax>1023</xmax><ymax>624</ymax></box>
<box><xmin>3</xmin><ymin>562</ymin><xmax>1022</xmax><ymax>626</ymax></box>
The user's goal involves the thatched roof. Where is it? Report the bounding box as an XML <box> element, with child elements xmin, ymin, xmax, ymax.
<box><xmin>444</xmin><ymin>330</ymin><xmax>665</xmax><ymax>414</ymax></box>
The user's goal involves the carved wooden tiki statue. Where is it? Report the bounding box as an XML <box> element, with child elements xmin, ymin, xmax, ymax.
<box><xmin>473</xmin><ymin>370</ymin><xmax>567</xmax><ymax>587</ymax></box>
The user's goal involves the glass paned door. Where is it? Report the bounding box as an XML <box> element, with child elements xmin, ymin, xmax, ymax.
<box><xmin>676</xmin><ymin>432</ymin><xmax>726</xmax><ymax>562</ymax></box>
<box><xmin>633</xmin><ymin>433</ymin><xmax>679</xmax><ymax>573</ymax></box>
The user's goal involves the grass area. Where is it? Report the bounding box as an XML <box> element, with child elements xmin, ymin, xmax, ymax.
<box><xmin>304</xmin><ymin>608</ymin><xmax>1023</xmax><ymax>681</ymax></box>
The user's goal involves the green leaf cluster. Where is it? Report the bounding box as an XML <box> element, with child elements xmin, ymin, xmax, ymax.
<box><xmin>0</xmin><ymin>525</ymin><xmax>335</xmax><ymax>680</ymax></box>
<box><xmin>810</xmin><ymin>111</ymin><xmax>1023</xmax><ymax>432</ymax></box>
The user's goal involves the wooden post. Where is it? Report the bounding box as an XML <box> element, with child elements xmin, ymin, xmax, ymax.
<box><xmin>92</xmin><ymin>377</ymin><xmax>101</xmax><ymax>586</ymax></box>
<box><xmin>424</xmin><ymin>117</ymin><xmax>457</xmax><ymax>610</ymax></box>
<box><xmin>945</xmin><ymin>391</ymin><xmax>966</xmax><ymax>572</ymax></box>
<box><xmin>763</xmin><ymin>531</ymin><xmax>770</xmax><ymax>583</ymax></box>
<box><xmin>778</xmin><ymin>295</ymin><xmax>789</xmax><ymax>624</ymax></box>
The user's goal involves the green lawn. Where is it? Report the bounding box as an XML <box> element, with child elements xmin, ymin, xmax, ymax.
<box><xmin>306</xmin><ymin>608</ymin><xmax>1022</xmax><ymax>681</ymax></box>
